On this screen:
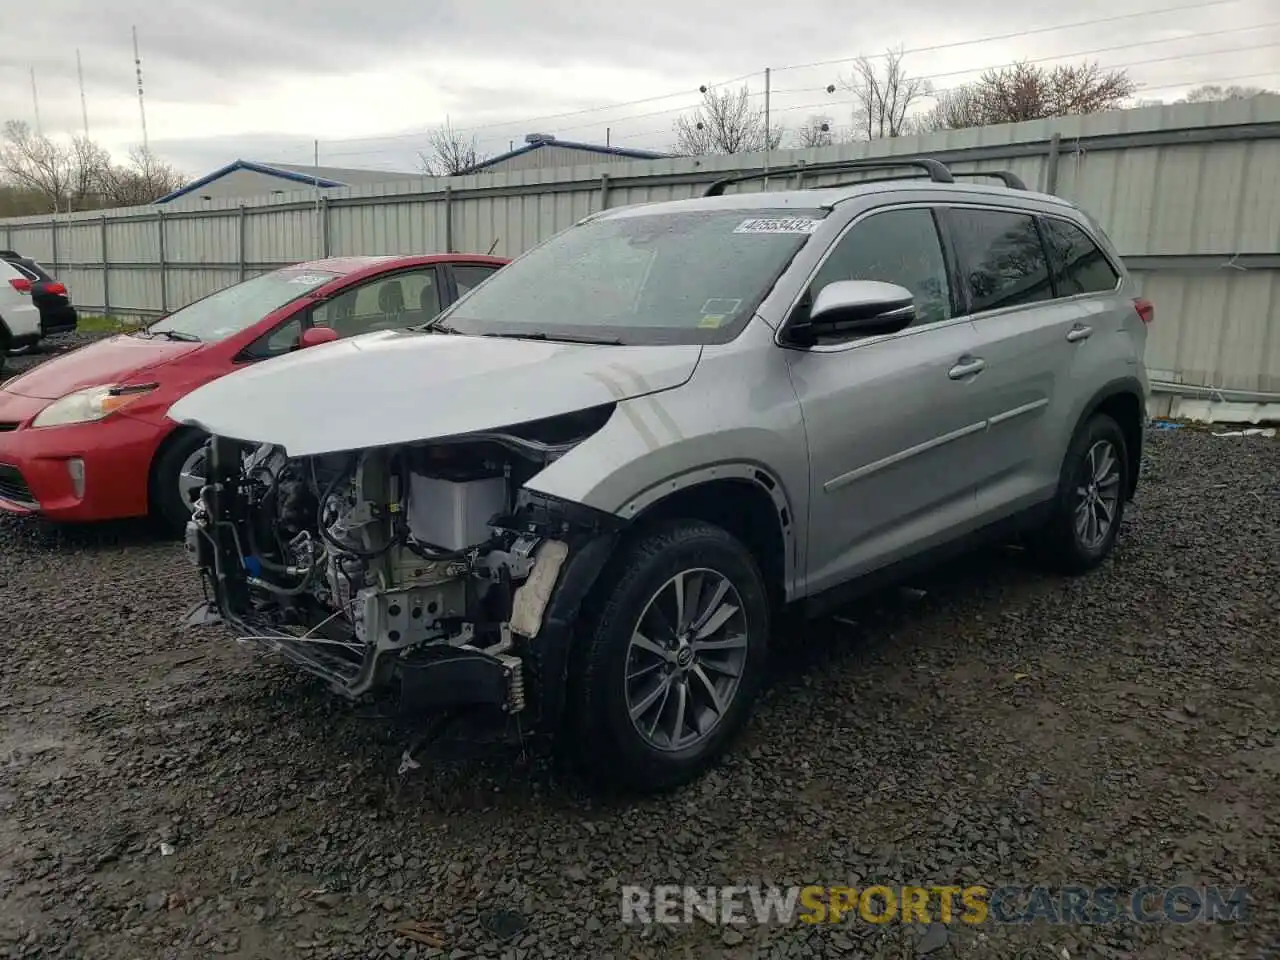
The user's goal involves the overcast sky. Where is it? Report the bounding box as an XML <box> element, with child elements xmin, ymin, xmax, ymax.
<box><xmin>2</xmin><ymin>0</ymin><xmax>1277</xmax><ymax>178</ymax></box>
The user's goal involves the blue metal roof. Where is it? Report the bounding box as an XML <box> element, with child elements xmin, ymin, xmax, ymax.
<box><xmin>154</xmin><ymin>160</ymin><xmax>347</xmax><ymax>204</ymax></box>
<box><xmin>462</xmin><ymin>138</ymin><xmax>669</xmax><ymax>173</ymax></box>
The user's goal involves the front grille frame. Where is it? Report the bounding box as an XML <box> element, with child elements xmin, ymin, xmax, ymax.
<box><xmin>0</xmin><ymin>463</ymin><xmax>39</xmax><ymax>508</ymax></box>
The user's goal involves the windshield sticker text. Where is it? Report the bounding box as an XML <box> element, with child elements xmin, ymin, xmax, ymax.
<box><xmin>734</xmin><ymin>218</ymin><xmax>822</xmax><ymax>235</ymax></box>
<box><xmin>700</xmin><ymin>298</ymin><xmax>742</xmax><ymax>316</ymax></box>
<box><xmin>286</xmin><ymin>274</ymin><xmax>331</xmax><ymax>285</ymax></box>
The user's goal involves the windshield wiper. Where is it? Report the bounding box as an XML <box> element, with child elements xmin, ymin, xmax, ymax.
<box><xmin>479</xmin><ymin>331</ymin><xmax>624</xmax><ymax>346</ymax></box>
<box><xmin>147</xmin><ymin>329</ymin><xmax>202</xmax><ymax>342</ymax></box>
<box><xmin>418</xmin><ymin>320</ymin><xmax>460</xmax><ymax>334</ymax></box>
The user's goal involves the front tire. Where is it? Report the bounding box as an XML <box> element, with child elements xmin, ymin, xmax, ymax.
<box><xmin>568</xmin><ymin>520</ymin><xmax>770</xmax><ymax>792</ymax></box>
<box><xmin>150</xmin><ymin>429</ymin><xmax>210</xmax><ymax>536</ymax></box>
<box><xmin>1028</xmin><ymin>412</ymin><xmax>1129</xmax><ymax>575</ymax></box>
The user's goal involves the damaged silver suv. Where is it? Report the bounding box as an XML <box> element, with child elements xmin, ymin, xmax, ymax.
<box><xmin>173</xmin><ymin>157</ymin><xmax>1151</xmax><ymax>791</ymax></box>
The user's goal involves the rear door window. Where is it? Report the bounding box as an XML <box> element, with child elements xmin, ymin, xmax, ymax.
<box><xmin>948</xmin><ymin>208</ymin><xmax>1054</xmax><ymax>314</ymax></box>
<box><xmin>311</xmin><ymin>267</ymin><xmax>444</xmax><ymax>336</ymax></box>
<box><xmin>1040</xmin><ymin>218</ymin><xmax>1120</xmax><ymax>296</ymax></box>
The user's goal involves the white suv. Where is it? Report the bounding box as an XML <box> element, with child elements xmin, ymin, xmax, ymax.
<box><xmin>0</xmin><ymin>259</ymin><xmax>43</xmax><ymax>375</ymax></box>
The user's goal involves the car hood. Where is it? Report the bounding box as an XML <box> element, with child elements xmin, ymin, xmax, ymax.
<box><xmin>2</xmin><ymin>334</ymin><xmax>201</xmax><ymax>400</ymax></box>
<box><xmin>166</xmin><ymin>329</ymin><xmax>702</xmax><ymax>456</ymax></box>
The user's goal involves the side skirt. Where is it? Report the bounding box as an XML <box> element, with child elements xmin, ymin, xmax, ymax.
<box><xmin>799</xmin><ymin>500</ymin><xmax>1055</xmax><ymax>621</ymax></box>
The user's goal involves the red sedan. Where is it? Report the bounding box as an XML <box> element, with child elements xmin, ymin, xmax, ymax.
<box><xmin>0</xmin><ymin>253</ymin><xmax>507</xmax><ymax>531</ymax></box>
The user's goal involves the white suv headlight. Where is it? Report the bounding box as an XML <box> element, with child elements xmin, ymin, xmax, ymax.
<box><xmin>31</xmin><ymin>384</ymin><xmax>157</xmax><ymax>429</ymax></box>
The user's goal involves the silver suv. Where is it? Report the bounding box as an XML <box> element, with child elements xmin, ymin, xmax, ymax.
<box><xmin>174</xmin><ymin>158</ymin><xmax>1150</xmax><ymax>791</ymax></box>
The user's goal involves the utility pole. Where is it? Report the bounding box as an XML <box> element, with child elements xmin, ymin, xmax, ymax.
<box><xmin>133</xmin><ymin>26</ymin><xmax>149</xmax><ymax>151</ymax></box>
<box><xmin>30</xmin><ymin>67</ymin><xmax>42</xmax><ymax>135</ymax></box>
<box><xmin>313</xmin><ymin>139</ymin><xmax>322</xmax><ymax>258</ymax></box>
<box><xmin>77</xmin><ymin>49</ymin><xmax>90</xmax><ymax>138</ymax></box>
<box><xmin>763</xmin><ymin>67</ymin><xmax>772</xmax><ymax>179</ymax></box>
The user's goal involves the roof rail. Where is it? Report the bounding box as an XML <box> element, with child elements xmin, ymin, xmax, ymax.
<box><xmin>702</xmin><ymin>157</ymin><xmax>954</xmax><ymax>197</ymax></box>
<box><xmin>951</xmin><ymin>170</ymin><xmax>1027</xmax><ymax>190</ymax></box>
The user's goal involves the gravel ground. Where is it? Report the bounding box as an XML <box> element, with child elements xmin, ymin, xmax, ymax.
<box><xmin>2</xmin><ymin>335</ymin><xmax>1278</xmax><ymax>959</ymax></box>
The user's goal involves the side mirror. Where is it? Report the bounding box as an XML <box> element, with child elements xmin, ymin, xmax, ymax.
<box><xmin>297</xmin><ymin>326</ymin><xmax>339</xmax><ymax>349</ymax></box>
<box><xmin>797</xmin><ymin>280</ymin><xmax>916</xmax><ymax>343</ymax></box>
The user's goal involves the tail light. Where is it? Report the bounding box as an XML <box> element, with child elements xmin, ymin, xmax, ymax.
<box><xmin>44</xmin><ymin>281</ymin><xmax>67</xmax><ymax>296</ymax></box>
<box><xmin>8</xmin><ymin>277</ymin><xmax>32</xmax><ymax>295</ymax></box>
<box><xmin>1133</xmin><ymin>297</ymin><xmax>1154</xmax><ymax>325</ymax></box>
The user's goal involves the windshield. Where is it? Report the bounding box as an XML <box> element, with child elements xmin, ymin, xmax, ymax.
<box><xmin>145</xmin><ymin>267</ymin><xmax>339</xmax><ymax>342</ymax></box>
<box><xmin>435</xmin><ymin>208</ymin><xmax>827</xmax><ymax>345</ymax></box>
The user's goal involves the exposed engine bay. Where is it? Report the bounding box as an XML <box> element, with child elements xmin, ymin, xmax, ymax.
<box><xmin>183</xmin><ymin>405</ymin><xmax>619</xmax><ymax>722</ymax></box>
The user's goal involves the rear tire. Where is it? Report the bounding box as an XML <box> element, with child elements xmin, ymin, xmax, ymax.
<box><xmin>567</xmin><ymin>520</ymin><xmax>770</xmax><ymax>792</ymax></box>
<box><xmin>1027</xmin><ymin>413</ymin><xmax>1129</xmax><ymax>575</ymax></box>
<box><xmin>150</xmin><ymin>429</ymin><xmax>210</xmax><ymax>537</ymax></box>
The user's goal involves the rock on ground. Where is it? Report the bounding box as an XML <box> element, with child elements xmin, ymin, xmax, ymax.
<box><xmin>0</xmin><ymin>338</ymin><xmax>1276</xmax><ymax>958</ymax></box>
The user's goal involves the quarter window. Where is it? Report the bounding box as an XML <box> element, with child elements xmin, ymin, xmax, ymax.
<box><xmin>453</xmin><ymin>264</ymin><xmax>501</xmax><ymax>297</ymax></box>
<box><xmin>243</xmin><ymin>316</ymin><xmax>303</xmax><ymax>360</ymax></box>
<box><xmin>1040</xmin><ymin>218</ymin><xmax>1120</xmax><ymax>296</ymax></box>
<box><xmin>808</xmin><ymin>208</ymin><xmax>952</xmax><ymax>326</ymax></box>
<box><xmin>949</xmin><ymin>208</ymin><xmax>1053</xmax><ymax>314</ymax></box>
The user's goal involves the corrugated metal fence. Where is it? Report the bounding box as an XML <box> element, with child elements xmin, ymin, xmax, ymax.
<box><xmin>3</xmin><ymin>96</ymin><xmax>1279</xmax><ymax>397</ymax></box>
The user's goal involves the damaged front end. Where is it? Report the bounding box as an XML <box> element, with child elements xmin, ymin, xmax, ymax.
<box><xmin>183</xmin><ymin>404</ymin><xmax>621</xmax><ymax>733</ymax></box>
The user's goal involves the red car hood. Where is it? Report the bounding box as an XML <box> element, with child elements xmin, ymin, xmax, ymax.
<box><xmin>3</xmin><ymin>334</ymin><xmax>202</xmax><ymax>400</ymax></box>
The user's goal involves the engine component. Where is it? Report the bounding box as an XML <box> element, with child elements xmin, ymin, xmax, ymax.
<box><xmin>406</xmin><ymin>474</ymin><xmax>507</xmax><ymax>552</ymax></box>
<box><xmin>184</xmin><ymin>432</ymin><xmax>614</xmax><ymax>722</ymax></box>
<box><xmin>357</xmin><ymin>580</ymin><xmax>468</xmax><ymax>647</ymax></box>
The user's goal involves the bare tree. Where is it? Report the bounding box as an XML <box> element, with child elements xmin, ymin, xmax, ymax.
<box><xmin>1179</xmin><ymin>83</ymin><xmax>1274</xmax><ymax>102</ymax></box>
<box><xmin>839</xmin><ymin>47</ymin><xmax>932</xmax><ymax>140</ymax></box>
<box><xmin>0</xmin><ymin>122</ymin><xmax>184</xmax><ymax>211</ymax></box>
<box><xmin>1</xmin><ymin>121</ymin><xmax>74</xmax><ymax>210</ymax></box>
<box><xmin>919</xmin><ymin>61</ymin><xmax>1135</xmax><ymax>131</ymax></box>
<box><xmin>69</xmin><ymin>136</ymin><xmax>112</xmax><ymax>207</ymax></box>
<box><xmin>795</xmin><ymin>115</ymin><xmax>835</xmax><ymax>149</ymax></box>
<box><xmin>98</xmin><ymin>146</ymin><xmax>185</xmax><ymax>207</ymax></box>
<box><xmin>914</xmin><ymin>85</ymin><xmax>987</xmax><ymax>134</ymax></box>
<box><xmin>418</xmin><ymin>120</ymin><xmax>489</xmax><ymax>176</ymax></box>
<box><xmin>673</xmin><ymin>85</ymin><xmax>783</xmax><ymax>155</ymax></box>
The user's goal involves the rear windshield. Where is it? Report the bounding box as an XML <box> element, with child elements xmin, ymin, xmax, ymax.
<box><xmin>436</xmin><ymin>207</ymin><xmax>828</xmax><ymax>345</ymax></box>
<box><xmin>146</xmin><ymin>268</ymin><xmax>339</xmax><ymax>342</ymax></box>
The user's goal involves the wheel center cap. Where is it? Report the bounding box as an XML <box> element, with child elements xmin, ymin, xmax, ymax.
<box><xmin>676</xmin><ymin>646</ymin><xmax>694</xmax><ymax>668</ymax></box>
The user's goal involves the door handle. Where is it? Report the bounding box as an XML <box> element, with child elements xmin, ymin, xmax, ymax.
<box><xmin>948</xmin><ymin>356</ymin><xmax>986</xmax><ymax>380</ymax></box>
<box><xmin>1066</xmin><ymin>324</ymin><xmax>1094</xmax><ymax>343</ymax></box>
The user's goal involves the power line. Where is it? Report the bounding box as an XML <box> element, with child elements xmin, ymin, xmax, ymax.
<box><xmin>317</xmin><ymin>38</ymin><xmax>1279</xmax><ymax>161</ymax></box>
<box><xmin>910</xmin><ymin>23</ymin><xmax>1280</xmax><ymax>86</ymax></box>
<box><xmin>774</xmin><ymin>0</ymin><xmax>1250</xmax><ymax>73</ymax></box>
<box><xmin>528</xmin><ymin>25</ymin><xmax>1280</xmax><ymax>137</ymax></box>
<box><xmin>606</xmin><ymin>66</ymin><xmax>1280</xmax><ymax>145</ymax></box>
<box><xmin>772</xmin><ymin>44</ymin><xmax>1280</xmax><ymax>121</ymax></box>
<box><xmin>308</xmin><ymin>0</ymin><xmax>1248</xmax><ymax>150</ymax></box>
<box><xmin>1127</xmin><ymin>68</ymin><xmax>1280</xmax><ymax>95</ymax></box>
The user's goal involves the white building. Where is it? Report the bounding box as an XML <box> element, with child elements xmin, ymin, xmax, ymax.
<box><xmin>155</xmin><ymin>160</ymin><xmax>423</xmax><ymax>209</ymax></box>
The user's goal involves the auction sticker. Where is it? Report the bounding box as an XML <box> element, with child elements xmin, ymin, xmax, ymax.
<box><xmin>733</xmin><ymin>217</ymin><xmax>823</xmax><ymax>234</ymax></box>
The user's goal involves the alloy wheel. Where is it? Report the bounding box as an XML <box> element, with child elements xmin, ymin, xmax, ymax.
<box><xmin>1074</xmin><ymin>439</ymin><xmax>1122</xmax><ymax>550</ymax></box>
<box><xmin>177</xmin><ymin>446</ymin><xmax>207</xmax><ymax>511</ymax></box>
<box><xmin>624</xmin><ymin>567</ymin><xmax>749</xmax><ymax>752</ymax></box>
